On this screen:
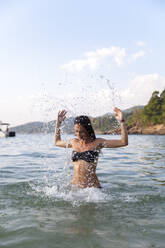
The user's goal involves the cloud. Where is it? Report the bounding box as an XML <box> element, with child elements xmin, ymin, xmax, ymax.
<box><xmin>61</xmin><ymin>44</ymin><xmax>148</xmax><ymax>72</ymax></box>
<box><xmin>129</xmin><ymin>50</ymin><xmax>145</xmax><ymax>62</ymax></box>
<box><xmin>119</xmin><ymin>74</ymin><xmax>165</xmax><ymax>108</ymax></box>
<box><xmin>61</xmin><ymin>46</ymin><xmax>126</xmax><ymax>72</ymax></box>
<box><xmin>137</xmin><ymin>41</ymin><xmax>146</xmax><ymax>47</ymax></box>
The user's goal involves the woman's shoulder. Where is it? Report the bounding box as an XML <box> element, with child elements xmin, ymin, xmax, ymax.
<box><xmin>70</xmin><ymin>138</ymin><xmax>78</xmax><ymax>145</ymax></box>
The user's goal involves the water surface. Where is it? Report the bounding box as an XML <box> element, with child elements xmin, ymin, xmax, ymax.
<box><xmin>0</xmin><ymin>134</ymin><xmax>165</xmax><ymax>248</ymax></box>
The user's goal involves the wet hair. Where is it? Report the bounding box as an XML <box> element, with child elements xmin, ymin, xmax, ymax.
<box><xmin>74</xmin><ymin>115</ymin><xmax>96</xmax><ymax>141</ymax></box>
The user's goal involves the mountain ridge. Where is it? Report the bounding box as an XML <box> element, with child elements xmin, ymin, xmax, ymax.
<box><xmin>9</xmin><ymin>105</ymin><xmax>143</xmax><ymax>134</ymax></box>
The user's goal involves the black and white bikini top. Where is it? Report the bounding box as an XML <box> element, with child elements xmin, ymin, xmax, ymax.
<box><xmin>72</xmin><ymin>150</ymin><xmax>99</xmax><ymax>163</ymax></box>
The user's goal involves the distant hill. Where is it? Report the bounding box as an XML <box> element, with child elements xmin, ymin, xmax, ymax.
<box><xmin>10</xmin><ymin>121</ymin><xmax>45</xmax><ymax>134</ymax></box>
<box><xmin>90</xmin><ymin>106</ymin><xmax>144</xmax><ymax>133</ymax></box>
<box><xmin>9</xmin><ymin>105</ymin><xmax>145</xmax><ymax>135</ymax></box>
<box><xmin>10</xmin><ymin>117</ymin><xmax>75</xmax><ymax>134</ymax></box>
<box><xmin>123</xmin><ymin>105</ymin><xmax>144</xmax><ymax>114</ymax></box>
<box><xmin>98</xmin><ymin>105</ymin><xmax>144</xmax><ymax>116</ymax></box>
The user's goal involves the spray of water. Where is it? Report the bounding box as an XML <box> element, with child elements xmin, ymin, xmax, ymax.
<box><xmin>28</xmin><ymin>76</ymin><xmax>121</xmax><ymax>204</ymax></box>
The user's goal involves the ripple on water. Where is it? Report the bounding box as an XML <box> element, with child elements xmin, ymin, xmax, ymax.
<box><xmin>0</xmin><ymin>134</ymin><xmax>165</xmax><ymax>248</ymax></box>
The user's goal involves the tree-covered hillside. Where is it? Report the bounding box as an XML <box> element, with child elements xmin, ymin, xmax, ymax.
<box><xmin>127</xmin><ymin>89</ymin><xmax>165</xmax><ymax>127</ymax></box>
<box><xmin>90</xmin><ymin>115</ymin><xmax>118</xmax><ymax>132</ymax></box>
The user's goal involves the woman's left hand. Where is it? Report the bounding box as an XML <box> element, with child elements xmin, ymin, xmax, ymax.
<box><xmin>114</xmin><ymin>107</ymin><xmax>125</xmax><ymax>122</ymax></box>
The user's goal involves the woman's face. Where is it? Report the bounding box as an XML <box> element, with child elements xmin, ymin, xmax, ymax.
<box><xmin>74</xmin><ymin>124</ymin><xmax>89</xmax><ymax>140</ymax></box>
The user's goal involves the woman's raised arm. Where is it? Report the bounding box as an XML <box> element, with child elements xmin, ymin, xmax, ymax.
<box><xmin>99</xmin><ymin>107</ymin><xmax>128</xmax><ymax>148</ymax></box>
<box><xmin>54</xmin><ymin>110</ymin><xmax>72</xmax><ymax>148</ymax></box>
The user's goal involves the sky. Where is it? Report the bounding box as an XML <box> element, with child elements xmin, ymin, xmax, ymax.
<box><xmin>0</xmin><ymin>0</ymin><xmax>165</xmax><ymax>126</ymax></box>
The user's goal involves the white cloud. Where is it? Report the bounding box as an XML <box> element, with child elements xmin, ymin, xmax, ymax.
<box><xmin>119</xmin><ymin>74</ymin><xmax>165</xmax><ymax>109</ymax></box>
<box><xmin>61</xmin><ymin>44</ymin><xmax>148</xmax><ymax>72</ymax></box>
<box><xmin>137</xmin><ymin>41</ymin><xmax>146</xmax><ymax>47</ymax></box>
<box><xmin>129</xmin><ymin>50</ymin><xmax>145</xmax><ymax>62</ymax></box>
<box><xmin>61</xmin><ymin>46</ymin><xmax>126</xmax><ymax>72</ymax></box>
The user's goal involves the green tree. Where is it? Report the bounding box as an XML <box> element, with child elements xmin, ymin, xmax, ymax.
<box><xmin>160</xmin><ymin>89</ymin><xmax>165</xmax><ymax>123</ymax></box>
<box><xmin>142</xmin><ymin>91</ymin><xmax>162</xmax><ymax>124</ymax></box>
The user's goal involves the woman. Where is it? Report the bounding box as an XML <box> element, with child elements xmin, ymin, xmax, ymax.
<box><xmin>54</xmin><ymin>107</ymin><xmax>128</xmax><ymax>188</ymax></box>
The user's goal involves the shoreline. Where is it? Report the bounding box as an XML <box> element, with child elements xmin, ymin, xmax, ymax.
<box><xmin>95</xmin><ymin>124</ymin><xmax>165</xmax><ymax>135</ymax></box>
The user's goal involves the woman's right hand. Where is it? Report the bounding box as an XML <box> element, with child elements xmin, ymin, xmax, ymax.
<box><xmin>57</xmin><ymin>110</ymin><xmax>67</xmax><ymax>124</ymax></box>
<box><xmin>114</xmin><ymin>107</ymin><xmax>125</xmax><ymax>122</ymax></box>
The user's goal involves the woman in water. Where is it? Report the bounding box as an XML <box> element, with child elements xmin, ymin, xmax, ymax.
<box><xmin>54</xmin><ymin>108</ymin><xmax>128</xmax><ymax>188</ymax></box>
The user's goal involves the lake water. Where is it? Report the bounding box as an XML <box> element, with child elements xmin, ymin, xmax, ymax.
<box><xmin>0</xmin><ymin>134</ymin><xmax>165</xmax><ymax>248</ymax></box>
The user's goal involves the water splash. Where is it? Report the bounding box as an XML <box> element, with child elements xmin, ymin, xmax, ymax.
<box><xmin>63</xmin><ymin>140</ymin><xmax>72</xmax><ymax>186</ymax></box>
<box><xmin>30</xmin><ymin>181</ymin><xmax>111</xmax><ymax>207</ymax></box>
<box><xmin>28</xmin><ymin>75</ymin><xmax>122</xmax><ymax>203</ymax></box>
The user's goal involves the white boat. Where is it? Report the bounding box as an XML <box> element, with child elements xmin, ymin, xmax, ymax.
<box><xmin>0</xmin><ymin>121</ymin><xmax>16</xmax><ymax>138</ymax></box>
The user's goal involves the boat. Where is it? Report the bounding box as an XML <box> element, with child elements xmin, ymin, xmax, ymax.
<box><xmin>0</xmin><ymin>121</ymin><xmax>16</xmax><ymax>138</ymax></box>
